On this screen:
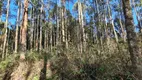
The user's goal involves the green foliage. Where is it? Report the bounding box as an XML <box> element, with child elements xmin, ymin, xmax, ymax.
<box><xmin>0</xmin><ymin>22</ymin><xmax>4</xmax><ymax>28</ymax></box>
<box><xmin>0</xmin><ymin>54</ymin><xmax>18</xmax><ymax>71</ymax></box>
<box><xmin>0</xmin><ymin>60</ymin><xmax>10</xmax><ymax>71</ymax></box>
<box><xmin>33</xmin><ymin>75</ymin><xmax>39</xmax><ymax>80</ymax></box>
<box><xmin>45</xmin><ymin>43</ymin><xmax>135</xmax><ymax>80</ymax></box>
<box><xmin>0</xmin><ymin>42</ymin><xmax>138</xmax><ymax>80</ymax></box>
<box><xmin>25</xmin><ymin>51</ymin><xmax>44</xmax><ymax>62</ymax></box>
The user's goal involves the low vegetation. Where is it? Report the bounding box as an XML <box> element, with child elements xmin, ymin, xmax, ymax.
<box><xmin>0</xmin><ymin>41</ymin><xmax>141</xmax><ymax>80</ymax></box>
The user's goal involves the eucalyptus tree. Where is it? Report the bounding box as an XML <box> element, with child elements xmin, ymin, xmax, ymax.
<box><xmin>78</xmin><ymin>0</ymin><xmax>86</xmax><ymax>53</ymax></box>
<box><xmin>118</xmin><ymin>0</ymin><xmax>126</xmax><ymax>42</ymax></box>
<box><xmin>28</xmin><ymin>0</ymin><xmax>42</xmax><ymax>51</ymax></box>
<box><xmin>29</xmin><ymin>5</ymin><xmax>34</xmax><ymax>51</ymax></box>
<box><xmin>122</xmin><ymin>0</ymin><xmax>142</xmax><ymax>79</ymax></box>
<box><xmin>73</xmin><ymin>0</ymin><xmax>86</xmax><ymax>53</ymax></box>
<box><xmin>106</xmin><ymin>0</ymin><xmax>119</xmax><ymax>43</ymax></box>
<box><xmin>44</xmin><ymin>0</ymin><xmax>52</xmax><ymax>50</ymax></box>
<box><xmin>2</xmin><ymin>0</ymin><xmax>10</xmax><ymax>59</ymax></box>
<box><xmin>45</xmin><ymin>0</ymin><xmax>56</xmax><ymax>51</ymax></box>
<box><xmin>55</xmin><ymin>1</ymin><xmax>60</xmax><ymax>48</ymax></box>
<box><xmin>111</xmin><ymin>0</ymin><xmax>126</xmax><ymax>42</ymax></box>
<box><xmin>60</xmin><ymin>0</ymin><xmax>67</xmax><ymax>50</ymax></box>
<box><xmin>30</xmin><ymin>0</ymin><xmax>39</xmax><ymax>50</ymax></box>
<box><xmin>20</xmin><ymin>0</ymin><xmax>29</xmax><ymax>59</ymax></box>
<box><xmin>39</xmin><ymin>0</ymin><xmax>44</xmax><ymax>51</ymax></box>
<box><xmin>93</xmin><ymin>0</ymin><xmax>104</xmax><ymax>45</ymax></box>
<box><xmin>14</xmin><ymin>0</ymin><xmax>22</xmax><ymax>53</ymax></box>
<box><xmin>86</xmin><ymin>0</ymin><xmax>101</xmax><ymax>44</ymax></box>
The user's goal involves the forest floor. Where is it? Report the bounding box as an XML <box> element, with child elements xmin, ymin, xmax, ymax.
<box><xmin>0</xmin><ymin>52</ymin><xmax>53</xmax><ymax>80</ymax></box>
<box><xmin>0</xmin><ymin>41</ymin><xmax>142</xmax><ymax>80</ymax></box>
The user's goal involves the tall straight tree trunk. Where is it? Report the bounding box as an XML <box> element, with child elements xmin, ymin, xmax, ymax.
<box><xmin>36</xmin><ymin>14</ymin><xmax>40</xmax><ymax>51</ymax></box>
<box><xmin>64</xmin><ymin>6</ymin><xmax>68</xmax><ymax>49</ymax></box>
<box><xmin>15</xmin><ymin>1</ymin><xmax>21</xmax><ymax>53</ymax></box>
<box><xmin>78</xmin><ymin>0</ymin><xmax>86</xmax><ymax>53</ymax></box>
<box><xmin>104</xmin><ymin>11</ymin><xmax>110</xmax><ymax>47</ymax></box>
<box><xmin>20</xmin><ymin>0</ymin><xmax>28</xmax><ymax>59</ymax></box>
<box><xmin>56</xmin><ymin>0</ymin><xmax>59</xmax><ymax>54</ymax></box>
<box><xmin>6</xmin><ymin>29</ymin><xmax>10</xmax><ymax>57</ymax></box>
<box><xmin>119</xmin><ymin>16</ymin><xmax>126</xmax><ymax>42</ymax></box>
<box><xmin>61</xmin><ymin>0</ymin><xmax>66</xmax><ymax>49</ymax></box>
<box><xmin>30</xmin><ymin>7</ymin><xmax>34</xmax><ymax>51</ymax></box>
<box><xmin>33</xmin><ymin>13</ymin><xmax>37</xmax><ymax>50</ymax></box>
<box><xmin>95</xmin><ymin>0</ymin><xmax>99</xmax><ymax>44</ymax></box>
<box><xmin>77</xmin><ymin>1</ymin><xmax>82</xmax><ymax>53</ymax></box>
<box><xmin>107</xmin><ymin>0</ymin><xmax>118</xmax><ymax>43</ymax></box>
<box><xmin>80</xmin><ymin>1</ymin><xmax>86</xmax><ymax>51</ymax></box>
<box><xmin>56</xmin><ymin>11</ymin><xmax>59</xmax><ymax>47</ymax></box>
<box><xmin>118</xmin><ymin>0</ymin><xmax>126</xmax><ymax>42</ymax></box>
<box><xmin>122</xmin><ymin>0</ymin><xmax>142</xmax><ymax>79</ymax></box>
<box><xmin>49</xmin><ymin>24</ymin><xmax>53</xmax><ymax>52</ymax></box>
<box><xmin>44</xmin><ymin>30</ymin><xmax>47</xmax><ymax>49</ymax></box>
<box><xmin>119</xmin><ymin>6</ymin><xmax>126</xmax><ymax>42</ymax></box>
<box><xmin>39</xmin><ymin>0</ymin><xmax>43</xmax><ymax>51</ymax></box>
<box><xmin>2</xmin><ymin>0</ymin><xmax>10</xmax><ymax>59</ymax></box>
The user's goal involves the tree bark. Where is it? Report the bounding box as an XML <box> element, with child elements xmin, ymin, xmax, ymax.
<box><xmin>2</xmin><ymin>0</ymin><xmax>10</xmax><ymax>59</ymax></box>
<box><xmin>78</xmin><ymin>0</ymin><xmax>86</xmax><ymax>53</ymax></box>
<box><xmin>30</xmin><ymin>7</ymin><xmax>34</xmax><ymax>51</ymax></box>
<box><xmin>107</xmin><ymin>0</ymin><xmax>119</xmax><ymax>43</ymax></box>
<box><xmin>20</xmin><ymin>0</ymin><xmax>28</xmax><ymax>59</ymax></box>
<box><xmin>61</xmin><ymin>1</ymin><xmax>66</xmax><ymax>49</ymax></box>
<box><xmin>15</xmin><ymin>1</ymin><xmax>21</xmax><ymax>53</ymax></box>
<box><xmin>122</xmin><ymin>0</ymin><xmax>142</xmax><ymax>79</ymax></box>
<box><xmin>39</xmin><ymin>1</ymin><xmax>43</xmax><ymax>51</ymax></box>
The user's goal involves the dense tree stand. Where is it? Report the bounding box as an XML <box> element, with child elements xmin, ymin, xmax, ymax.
<box><xmin>0</xmin><ymin>0</ymin><xmax>142</xmax><ymax>80</ymax></box>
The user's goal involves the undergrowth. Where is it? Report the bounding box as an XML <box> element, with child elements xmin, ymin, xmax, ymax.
<box><xmin>0</xmin><ymin>42</ymin><xmax>141</xmax><ymax>80</ymax></box>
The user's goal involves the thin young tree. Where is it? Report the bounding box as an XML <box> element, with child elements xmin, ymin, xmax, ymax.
<box><xmin>2</xmin><ymin>0</ymin><xmax>10</xmax><ymax>59</ymax></box>
<box><xmin>15</xmin><ymin>0</ymin><xmax>21</xmax><ymax>53</ymax></box>
<box><xmin>39</xmin><ymin>0</ymin><xmax>44</xmax><ymax>51</ymax></box>
<box><xmin>107</xmin><ymin>0</ymin><xmax>119</xmax><ymax>43</ymax></box>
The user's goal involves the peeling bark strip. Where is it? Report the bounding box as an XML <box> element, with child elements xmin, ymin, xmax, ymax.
<box><xmin>122</xmin><ymin>0</ymin><xmax>142</xmax><ymax>79</ymax></box>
